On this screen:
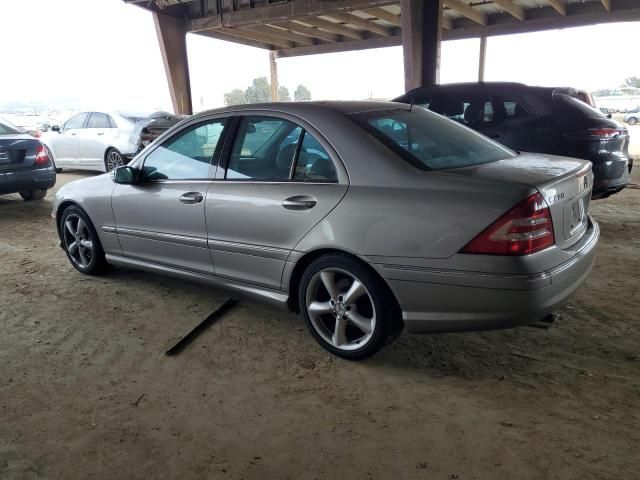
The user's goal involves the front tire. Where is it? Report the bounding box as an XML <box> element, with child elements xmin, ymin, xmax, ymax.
<box><xmin>59</xmin><ymin>206</ymin><xmax>107</xmax><ymax>275</ymax></box>
<box><xmin>299</xmin><ymin>254</ymin><xmax>397</xmax><ymax>360</ymax></box>
<box><xmin>19</xmin><ymin>189</ymin><xmax>47</xmax><ymax>201</ymax></box>
<box><xmin>104</xmin><ymin>148</ymin><xmax>124</xmax><ymax>172</ymax></box>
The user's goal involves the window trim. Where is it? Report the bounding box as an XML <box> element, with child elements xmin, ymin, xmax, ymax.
<box><xmin>137</xmin><ymin>116</ymin><xmax>232</xmax><ymax>183</ymax></box>
<box><xmin>219</xmin><ymin>113</ymin><xmax>339</xmax><ymax>184</ymax></box>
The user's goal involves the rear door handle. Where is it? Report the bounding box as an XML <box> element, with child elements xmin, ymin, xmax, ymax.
<box><xmin>97</xmin><ymin>132</ymin><xmax>104</xmax><ymax>136</ymax></box>
<box><xmin>179</xmin><ymin>192</ymin><xmax>204</xmax><ymax>204</ymax></box>
<box><xmin>282</xmin><ymin>195</ymin><xmax>317</xmax><ymax>210</ymax></box>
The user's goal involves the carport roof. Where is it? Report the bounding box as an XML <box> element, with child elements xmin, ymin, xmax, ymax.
<box><xmin>125</xmin><ymin>0</ymin><xmax>640</xmax><ymax>58</ymax></box>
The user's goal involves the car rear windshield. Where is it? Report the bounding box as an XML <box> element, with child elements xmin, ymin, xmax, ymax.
<box><xmin>0</xmin><ymin>118</ymin><xmax>22</xmax><ymax>135</ymax></box>
<box><xmin>553</xmin><ymin>93</ymin><xmax>608</xmax><ymax>118</ymax></box>
<box><xmin>351</xmin><ymin>107</ymin><xmax>515</xmax><ymax>171</ymax></box>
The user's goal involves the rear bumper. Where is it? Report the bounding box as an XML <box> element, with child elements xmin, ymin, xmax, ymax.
<box><xmin>590</xmin><ymin>153</ymin><xmax>631</xmax><ymax>197</ymax></box>
<box><xmin>377</xmin><ymin>217</ymin><xmax>599</xmax><ymax>333</ymax></box>
<box><xmin>0</xmin><ymin>167</ymin><xmax>56</xmax><ymax>195</ymax></box>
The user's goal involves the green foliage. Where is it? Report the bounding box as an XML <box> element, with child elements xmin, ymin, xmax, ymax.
<box><xmin>294</xmin><ymin>84</ymin><xmax>312</xmax><ymax>101</ymax></box>
<box><xmin>224</xmin><ymin>89</ymin><xmax>247</xmax><ymax>106</ymax></box>
<box><xmin>224</xmin><ymin>78</ymin><xmax>311</xmax><ymax>104</ymax></box>
<box><xmin>624</xmin><ymin>76</ymin><xmax>640</xmax><ymax>88</ymax></box>
<box><xmin>278</xmin><ymin>86</ymin><xmax>291</xmax><ymax>102</ymax></box>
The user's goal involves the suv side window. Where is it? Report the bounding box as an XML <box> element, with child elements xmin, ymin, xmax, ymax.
<box><xmin>86</xmin><ymin>112</ymin><xmax>112</xmax><ymax>129</ymax></box>
<box><xmin>142</xmin><ymin>118</ymin><xmax>226</xmax><ymax>181</ymax></box>
<box><xmin>227</xmin><ymin>116</ymin><xmax>303</xmax><ymax>181</ymax></box>
<box><xmin>63</xmin><ymin>113</ymin><xmax>88</xmax><ymax>130</ymax></box>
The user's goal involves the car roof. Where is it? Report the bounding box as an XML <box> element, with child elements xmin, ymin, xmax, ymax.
<box><xmin>194</xmin><ymin>100</ymin><xmax>407</xmax><ymax>118</ymax></box>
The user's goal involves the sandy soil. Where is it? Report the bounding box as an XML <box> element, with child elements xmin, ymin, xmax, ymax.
<box><xmin>1</xmin><ymin>166</ymin><xmax>639</xmax><ymax>480</ymax></box>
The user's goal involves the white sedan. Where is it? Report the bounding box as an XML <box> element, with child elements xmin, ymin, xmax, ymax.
<box><xmin>42</xmin><ymin>111</ymin><xmax>141</xmax><ymax>172</ymax></box>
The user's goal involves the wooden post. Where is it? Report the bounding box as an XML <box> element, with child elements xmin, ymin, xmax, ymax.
<box><xmin>401</xmin><ymin>0</ymin><xmax>443</xmax><ymax>91</ymax></box>
<box><xmin>269</xmin><ymin>51</ymin><xmax>279</xmax><ymax>101</ymax></box>
<box><xmin>478</xmin><ymin>36</ymin><xmax>487</xmax><ymax>82</ymax></box>
<box><xmin>153</xmin><ymin>12</ymin><xmax>193</xmax><ymax>115</ymax></box>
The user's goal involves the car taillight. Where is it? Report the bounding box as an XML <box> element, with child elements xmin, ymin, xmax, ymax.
<box><xmin>34</xmin><ymin>145</ymin><xmax>50</xmax><ymax>165</ymax></box>
<box><xmin>587</xmin><ymin>127</ymin><xmax>623</xmax><ymax>139</ymax></box>
<box><xmin>461</xmin><ymin>192</ymin><xmax>555</xmax><ymax>256</ymax></box>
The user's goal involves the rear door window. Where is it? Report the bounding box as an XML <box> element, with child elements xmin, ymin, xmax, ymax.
<box><xmin>86</xmin><ymin>112</ymin><xmax>113</xmax><ymax>129</ymax></box>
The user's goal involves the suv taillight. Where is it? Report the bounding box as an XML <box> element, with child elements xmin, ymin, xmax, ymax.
<box><xmin>587</xmin><ymin>127</ymin><xmax>623</xmax><ymax>139</ymax></box>
<box><xmin>461</xmin><ymin>192</ymin><xmax>555</xmax><ymax>256</ymax></box>
<box><xmin>34</xmin><ymin>145</ymin><xmax>50</xmax><ymax>165</ymax></box>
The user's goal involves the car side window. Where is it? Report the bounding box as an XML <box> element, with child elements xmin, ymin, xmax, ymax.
<box><xmin>86</xmin><ymin>112</ymin><xmax>112</xmax><ymax>129</ymax></box>
<box><xmin>63</xmin><ymin>113</ymin><xmax>88</xmax><ymax>130</ymax></box>
<box><xmin>293</xmin><ymin>132</ymin><xmax>337</xmax><ymax>182</ymax></box>
<box><xmin>227</xmin><ymin>116</ymin><xmax>303</xmax><ymax>181</ymax></box>
<box><xmin>141</xmin><ymin>118</ymin><xmax>226</xmax><ymax>181</ymax></box>
<box><xmin>500</xmin><ymin>99</ymin><xmax>530</xmax><ymax>119</ymax></box>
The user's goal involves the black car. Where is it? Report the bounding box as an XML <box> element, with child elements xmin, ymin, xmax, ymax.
<box><xmin>394</xmin><ymin>82</ymin><xmax>633</xmax><ymax>198</ymax></box>
<box><xmin>0</xmin><ymin>117</ymin><xmax>56</xmax><ymax>201</ymax></box>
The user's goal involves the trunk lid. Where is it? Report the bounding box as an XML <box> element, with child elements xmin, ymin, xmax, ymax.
<box><xmin>0</xmin><ymin>135</ymin><xmax>43</xmax><ymax>172</ymax></box>
<box><xmin>452</xmin><ymin>152</ymin><xmax>593</xmax><ymax>250</ymax></box>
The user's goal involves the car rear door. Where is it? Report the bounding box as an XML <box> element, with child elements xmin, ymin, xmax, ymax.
<box><xmin>205</xmin><ymin>113</ymin><xmax>348</xmax><ymax>290</ymax></box>
<box><xmin>77</xmin><ymin>112</ymin><xmax>114</xmax><ymax>169</ymax></box>
<box><xmin>111</xmin><ymin>115</ymin><xmax>230</xmax><ymax>274</ymax></box>
<box><xmin>53</xmin><ymin>113</ymin><xmax>87</xmax><ymax>166</ymax></box>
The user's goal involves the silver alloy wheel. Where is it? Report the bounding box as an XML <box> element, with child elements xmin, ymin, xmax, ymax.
<box><xmin>62</xmin><ymin>214</ymin><xmax>94</xmax><ymax>268</ymax></box>
<box><xmin>305</xmin><ymin>268</ymin><xmax>376</xmax><ymax>351</ymax></box>
<box><xmin>106</xmin><ymin>150</ymin><xmax>124</xmax><ymax>171</ymax></box>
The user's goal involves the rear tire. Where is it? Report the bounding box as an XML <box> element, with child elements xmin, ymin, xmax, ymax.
<box><xmin>19</xmin><ymin>189</ymin><xmax>47</xmax><ymax>201</ymax></box>
<box><xmin>628</xmin><ymin>117</ymin><xmax>638</xmax><ymax>125</ymax></box>
<box><xmin>298</xmin><ymin>253</ymin><xmax>398</xmax><ymax>360</ymax></box>
<box><xmin>59</xmin><ymin>205</ymin><xmax>107</xmax><ymax>275</ymax></box>
<box><xmin>104</xmin><ymin>148</ymin><xmax>124</xmax><ymax>172</ymax></box>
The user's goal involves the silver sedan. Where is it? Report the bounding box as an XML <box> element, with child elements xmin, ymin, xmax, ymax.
<box><xmin>52</xmin><ymin>102</ymin><xmax>599</xmax><ymax>359</ymax></box>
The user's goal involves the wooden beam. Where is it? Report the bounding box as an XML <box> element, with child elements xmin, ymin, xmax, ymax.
<box><xmin>272</xmin><ymin>20</ymin><xmax>338</xmax><ymax>42</ymax></box>
<box><xmin>326</xmin><ymin>12</ymin><xmax>392</xmax><ymax>37</ymax></box>
<box><xmin>359</xmin><ymin>7</ymin><xmax>402</xmax><ymax>27</ymax></box>
<box><xmin>444</xmin><ymin>0</ymin><xmax>488</xmax><ymax>25</ymax></box>
<box><xmin>545</xmin><ymin>0</ymin><xmax>567</xmax><ymax>16</ymax></box>
<box><xmin>492</xmin><ymin>0</ymin><xmax>526</xmax><ymax>21</ymax></box>
<box><xmin>478</xmin><ymin>36</ymin><xmax>487</xmax><ymax>81</ymax></box>
<box><xmin>273</xmin><ymin>35</ymin><xmax>401</xmax><ymax>59</ymax></box>
<box><xmin>401</xmin><ymin>0</ymin><xmax>443</xmax><ymax>90</ymax></box>
<box><xmin>601</xmin><ymin>0</ymin><xmax>611</xmax><ymax>11</ymax></box>
<box><xmin>249</xmin><ymin>25</ymin><xmax>316</xmax><ymax>46</ymax></box>
<box><xmin>220</xmin><ymin>27</ymin><xmax>293</xmax><ymax>49</ymax></box>
<box><xmin>269</xmin><ymin>51</ymin><xmax>278</xmax><ymax>101</ymax></box>
<box><xmin>441</xmin><ymin>15</ymin><xmax>453</xmax><ymax>30</ymax></box>
<box><xmin>198</xmin><ymin>29</ymin><xmax>271</xmax><ymax>49</ymax></box>
<box><xmin>189</xmin><ymin>0</ymin><xmax>397</xmax><ymax>32</ymax></box>
<box><xmin>299</xmin><ymin>17</ymin><xmax>364</xmax><ymax>40</ymax></box>
<box><xmin>153</xmin><ymin>12</ymin><xmax>192</xmax><ymax>115</ymax></box>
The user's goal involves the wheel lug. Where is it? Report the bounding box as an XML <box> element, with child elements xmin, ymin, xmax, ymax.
<box><xmin>330</xmin><ymin>300</ymin><xmax>335</xmax><ymax>305</ymax></box>
<box><xmin>338</xmin><ymin>296</ymin><xmax>343</xmax><ymax>302</ymax></box>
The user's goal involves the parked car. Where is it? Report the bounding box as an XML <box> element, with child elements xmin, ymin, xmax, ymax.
<box><xmin>129</xmin><ymin>111</ymin><xmax>186</xmax><ymax>154</ymax></box>
<box><xmin>623</xmin><ymin>108</ymin><xmax>639</xmax><ymax>125</ymax></box>
<box><xmin>394</xmin><ymin>82</ymin><xmax>633</xmax><ymax>199</ymax></box>
<box><xmin>53</xmin><ymin>102</ymin><xmax>598</xmax><ymax>359</ymax></box>
<box><xmin>0</xmin><ymin>117</ymin><xmax>55</xmax><ymax>200</ymax></box>
<box><xmin>42</xmin><ymin>111</ymin><xmax>141</xmax><ymax>173</ymax></box>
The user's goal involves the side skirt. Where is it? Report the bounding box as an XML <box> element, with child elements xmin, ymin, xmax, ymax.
<box><xmin>105</xmin><ymin>254</ymin><xmax>290</xmax><ymax>309</ymax></box>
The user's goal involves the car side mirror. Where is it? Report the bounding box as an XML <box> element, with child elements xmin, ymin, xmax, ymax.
<box><xmin>111</xmin><ymin>165</ymin><xmax>137</xmax><ymax>184</ymax></box>
<box><xmin>52</xmin><ymin>125</ymin><xmax>60</xmax><ymax>132</ymax></box>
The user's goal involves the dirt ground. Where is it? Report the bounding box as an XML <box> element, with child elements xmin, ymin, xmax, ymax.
<box><xmin>1</xmin><ymin>163</ymin><xmax>639</xmax><ymax>479</ymax></box>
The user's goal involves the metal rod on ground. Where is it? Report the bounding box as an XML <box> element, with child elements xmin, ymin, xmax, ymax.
<box><xmin>165</xmin><ymin>298</ymin><xmax>238</xmax><ymax>356</ymax></box>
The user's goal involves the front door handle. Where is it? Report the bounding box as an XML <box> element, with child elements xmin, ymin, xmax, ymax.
<box><xmin>179</xmin><ymin>192</ymin><xmax>204</xmax><ymax>204</ymax></box>
<box><xmin>97</xmin><ymin>132</ymin><xmax>104</xmax><ymax>136</ymax></box>
<box><xmin>282</xmin><ymin>195</ymin><xmax>317</xmax><ymax>210</ymax></box>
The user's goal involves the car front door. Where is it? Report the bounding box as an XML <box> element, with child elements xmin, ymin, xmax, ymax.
<box><xmin>53</xmin><ymin>112</ymin><xmax>88</xmax><ymax>166</ymax></box>
<box><xmin>111</xmin><ymin>115</ymin><xmax>230</xmax><ymax>274</ymax></box>
<box><xmin>205</xmin><ymin>114</ymin><xmax>348</xmax><ymax>290</ymax></box>
<box><xmin>77</xmin><ymin>112</ymin><xmax>114</xmax><ymax>169</ymax></box>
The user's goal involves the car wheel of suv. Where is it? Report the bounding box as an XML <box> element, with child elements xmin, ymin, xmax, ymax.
<box><xmin>60</xmin><ymin>206</ymin><xmax>107</xmax><ymax>275</ymax></box>
<box><xmin>19</xmin><ymin>189</ymin><xmax>47</xmax><ymax>201</ymax></box>
<box><xmin>628</xmin><ymin>117</ymin><xmax>638</xmax><ymax>125</ymax></box>
<box><xmin>299</xmin><ymin>253</ymin><xmax>396</xmax><ymax>360</ymax></box>
<box><xmin>105</xmin><ymin>148</ymin><xmax>124</xmax><ymax>172</ymax></box>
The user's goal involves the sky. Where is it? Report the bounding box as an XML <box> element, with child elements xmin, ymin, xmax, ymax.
<box><xmin>1</xmin><ymin>0</ymin><xmax>639</xmax><ymax>114</ymax></box>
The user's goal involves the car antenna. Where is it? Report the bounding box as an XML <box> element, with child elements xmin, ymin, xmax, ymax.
<box><xmin>409</xmin><ymin>98</ymin><xmax>415</xmax><ymax>112</ymax></box>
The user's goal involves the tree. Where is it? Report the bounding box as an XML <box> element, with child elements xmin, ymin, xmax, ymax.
<box><xmin>245</xmin><ymin>77</ymin><xmax>271</xmax><ymax>104</ymax></box>
<box><xmin>277</xmin><ymin>85</ymin><xmax>291</xmax><ymax>102</ymax></box>
<box><xmin>294</xmin><ymin>84</ymin><xmax>312</xmax><ymax>101</ymax></box>
<box><xmin>224</xmin><ymin>89</ymin><xmax>247</xmax><ymax>106</ymax></box>
<box><xmin>624</xmin><ymin>76</ymin><xmax>640</xmax><ymax>88</ymax></box>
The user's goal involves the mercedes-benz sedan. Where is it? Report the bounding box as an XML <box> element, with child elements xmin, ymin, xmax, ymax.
<box><xmin>52</xmin><ymin>102</ymin><xmax>599</xmax><ymax>359</ymax></box>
